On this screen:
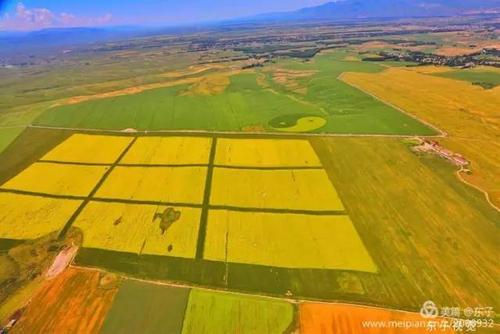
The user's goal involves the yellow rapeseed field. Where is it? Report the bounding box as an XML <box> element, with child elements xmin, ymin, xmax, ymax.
<box><xmin>210</xmin><ymin>168</ymin><xmax>344</xmax><ymax>211</ymax></box>
<box><xmin>204</xmin><ymin>210</ymin><xmax>376</xmax><ymax>271</ymax></box>
<box><xmin>95</xmin><ymin>166</ymin><xmax>207</xmax><ymax>204</ymax></box>
<box><xmin>41</xmin><ymin>134</ymin><xmax>133</xmax><ymax>164</ymax></box>
<box><xmin>0</xmin><ymin>193</ymin><xmax>81</xmax><ymax>239</ymax></box>
<box><xmin>121</xmin><ymin>136</ymin><xmax>212</xmax><ymax>165</ymax></box>
<box><xmin>73</xmin><ymin>201</ymin><xmax>200</xmax><ymax>258</ymax></box>
<box><xmin>1</xmin><ymin>163</ymin><xmax>108</xmax><ymax>196</ymax></box>
<box><xmin>215</xmin><ymin>138</ymin><xmax>322</xmax><ymax>167</ymax></box>
<box><xmin>342</xmin><ymin>67</ymin><xmax>500</xmax><ymax>207</ymax></box>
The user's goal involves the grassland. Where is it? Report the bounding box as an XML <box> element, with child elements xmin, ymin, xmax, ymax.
<box><xmin>181</xmin><ymin>289</ymin><xmax>294</xmax><ymax>334</ymax></box>
<box><xmin>312</xmin><ymin>137</ymin><xmax>500</xmax><ymax>310</ymax></box>
<box><xmin>0</xmin><ymin>194</ymin><xmax>81</xmax><ymax>240</ymax></box>
<box><xmin>11</xmin><ymin>267</ymin><xmax>119</xmax><ymax>334</ymax></box>
<box><xmin>433</xmin><ymin>67</ymin><xmax>500</xmax><ymax>89</ymax></box>
<box><xmin>73</xmin><ymin>202</ymin><xmax>201</xmax><ymax>258</ymax></box>
<box><xmin>210</xmin><ymin>168</ymin><xmax>344</xmax><ymax>211</ymax></box>
<box><xmin>342</xmin><ymin>66</ymin><xmax>500</xmax><ymax>208</ymax></box>
<box><xmin>0</xmin><ymin>128</ymin><xmax>23</xmax><ymax>154</ymax></box>
<box><xmin>204</xmin><ymin>210</ymin><xmax>376</xmax><ymax>271</ymax></box>
<box><xmin>41</xmin><ymin>134</ymin><xmax>132</xmax><ymax>164</ymax></box>
<box><xmin>34</xmin><ymin>73</ymin><xmax>322</xmax><ymax>132</ymax></box>
<box><xmin>95</xmin><ymin>166</ymin><xmax>207</xmax><ymax>204</ymax></box>
<box><xmin>262</xmin><ymin>52</ymin><xmax>437</xmax><ymax>135</ymax></box>
<box><xmin>101</xmin><ymin>280</ymin><xmax>189</xmax><ymax>334</ymax></box>
<box><xmin>31</xmin><ymin>54</ymin><xmax>436</xmax><ymax>135</ymax></box>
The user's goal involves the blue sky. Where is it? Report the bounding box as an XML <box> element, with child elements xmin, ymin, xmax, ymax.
<box><xmin>0</xmin><ymin>0</ymin><xmax>331</xmax><ymax>30</ymax></box>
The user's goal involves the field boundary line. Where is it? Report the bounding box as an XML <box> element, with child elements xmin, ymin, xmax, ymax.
<box><xmin>91</xmin><ymin>197</ymin><xmax>203</xmax><ymax>208</ymax></box>
<box><xmin>0</xmin><ymin>125</ymin><xmax>26</xmax><ymax>129</ymax></box>
<box><xmin>118</xmin><ymin>163</ymin><xmax>208</xmax><ymax>168</ymax></box>
<box><xmin>337</xmin><ymin>72</ymin><xmax>447</xmax><ymax>137</ymax></box>
<box><xmin>213</xmin><ymin>165</ymin><xmax>324</xmax><ymax>171</ymax></box>
<box><xmin>0</xmin><ymin>188</ymin><xmax>86</xmax><ymax>201</ymax></box>
<box><xmin>70</xmin><ymin>264</ymin><xmax>454</xmax><ymax>317</ymax></box>
<box><xmin>195</xmin><ymin>136</ymin><xmax>217</xmax><ymax>259</ymax></box>
<box><xmin>26</xmin><ymin>124</ymin><xmax>443</xmax><ymax>138</ymax></box>
<box><xmin>209</xmin><ymin>205</ymin><xmax>347</xmax><ymax>216</ymax></box>
<box><xmin>37</xmin><ymin>160</ymin><xmax>113</xmax><ymax>167</ymax></box>
<box><xmin>57</xmin><ymin>137</ymin><xmax>138</xmax><ymax>239</ymax></box>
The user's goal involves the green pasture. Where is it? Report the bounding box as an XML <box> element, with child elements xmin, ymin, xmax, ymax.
<box><xmin>182</xmin><ymin>289</ymin><xmax>294</xmax><ymax>334</ymax></box>
<box><xmin>34</xmin><ymin>52</ymin><xmax>436</xmax><ymax>135</ymax></box>
<box><xmin>433</xmin><ymin>69</ymin><xmax>500</xmax><ymax>89</ymax></box>
<box><xmin>101</xmin><ymin>280</ymin><xmax>190</xmax><ymax>334</ymax></box>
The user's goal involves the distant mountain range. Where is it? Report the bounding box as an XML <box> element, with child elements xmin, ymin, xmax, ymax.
<box><xmin>252</xmin><ymin>0</ymin><xmax>500</xmax><ymax>21</ymax></box>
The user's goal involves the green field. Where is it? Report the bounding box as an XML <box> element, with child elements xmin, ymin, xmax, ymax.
<box><xmin>33</xmin><ymin>53</ymin><xmax>436</xmax><ymax>135</ymax></box>
<box><xmin>182</xmin><ymin>289</ymin><xmax>294</xmax><ymax>334</ymax></box>
<box><xmin>433</xmin><ymin>69</ymin><xmax>500</xmax><ymax>89</ymax></box>
<box><xmin>101</xmin><ymin>280</ymin><xmax>190</xmax><ymax>334</ymax></box>
<box><xmin>0</xmin><ymin>128</ymin><xmax>23</xmax><ymax>154</ymax></box>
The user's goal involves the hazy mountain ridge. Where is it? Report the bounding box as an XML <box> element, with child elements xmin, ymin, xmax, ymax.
<box><xmin>253</xmin><ymin>0</ymin><xmax>500</xmax><ymax>21</ymax></box>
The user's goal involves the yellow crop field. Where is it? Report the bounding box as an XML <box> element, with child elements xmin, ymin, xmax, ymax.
<box><xmin>210</xmin><ymin>168</ymin><xmax>344</xmax><ymax>211</ymax></box>
<box><xmin>0</xmin><ymin>193</ymin><xmax>81</xmax><ymax>239</ymax></box>
<box><xmin>215</xmin><ymin>138</ymin><xmax>322</xmax><ymax>167</ymax></box>
<box><xmin>73</xmin><ymin>201</ymin><xmax>200</xmax><ymax>258</ymax></box>
<box><xmin>41</xmin><ymin>134</ymin><xmax>133</xmax><ymax>164</ymax></box>
<box><xmin>342</xmin><ymin>67</ymin><xmax>500</xmax><ymax>208</ymax></box>
<box><xmin>1</xmin><ymin>163</ymin><xmax>107</xmax><ymax>196</ymax></box>
<box><xmin>204</xmin><ymin>210</ymin><xmax>376</xmax><ymax>271</ymax></box>
<box><xmin>95</xmin><ymin>166</ymin><xmax>207</xmax><ymax>204</ymax></box>
<box><xmin>121</xmin><ymin>136</ymin><xmax>212</xmax><ymax>165</ymax></box>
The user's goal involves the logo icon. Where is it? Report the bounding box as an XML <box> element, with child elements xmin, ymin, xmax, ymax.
<box><xmin>420</xmin><ymin>300</ymin><xmax>439</xmax><ymax>319</ymax></box>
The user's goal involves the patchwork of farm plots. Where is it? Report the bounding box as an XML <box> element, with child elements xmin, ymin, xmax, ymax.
<box><xmin>0</xmin><ymin>133</ymin><xmax>375</xmax><ymax>273</ymax></box>
<box><xmin>11</xmin><ymin>267</ymin><xmax>456</xmax><ymax>334</ymax></box>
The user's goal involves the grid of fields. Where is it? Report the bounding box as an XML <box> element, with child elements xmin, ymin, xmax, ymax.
<box><xmin>0</xmin><ymin>133</ymin><xmax>374</xmax><ymax>274</ymax></box>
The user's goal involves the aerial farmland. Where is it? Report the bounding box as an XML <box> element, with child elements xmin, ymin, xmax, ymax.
<box><xmin>0</xmin><ymin>1</ymin><xmax>499</xmax><ymax>333</ymax></box>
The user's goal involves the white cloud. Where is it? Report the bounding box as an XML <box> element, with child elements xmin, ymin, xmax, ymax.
<box><xmin>0</xmin><ymin>2</ymin><xmax>113</xmax><ymax>30</ymax></box>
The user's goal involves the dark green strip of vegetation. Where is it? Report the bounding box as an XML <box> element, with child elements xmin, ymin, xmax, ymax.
<box><xmin>75</xmin><ymin>247</ymin><xmax>382</xmax><ymax>308</ymax></box>
<box><xmin>213</xmin><ymin>165</ymin><xmax>324</xmax><ymax>171</ymax></box>
<box><xmin>91</xmin><ymin>197</ymin><xmax>203</xmax><ymax>209</ymax></box>
<box><xmin>37</xmin><ymin>160</ymin><xmax>112</xmax><ymax>167</ymax></box>
<box><xmin>58</xmin><ymin>137</ymin><xmax>138</xmax><ymax>239</ymax></box>
<box><xmin>0</xmin><ymin>188</ymin><xmax>86</xmax><ymax>201</ymax></box>
<box><xmin>117</xmin><ymin>163</ymin><xmax>209</xmax><ymax>168</ymax></box>
<box><xmin>196</xmin><ymin>136</ymin><xmax>218</xmax><ymax>260</ymax></box>
<box><xmin>0</xmin><ymin>127</ymin><xmax>71</xmax><ymax>185</ymax></box>
<box><xmin>210</xmin><ymin>205</ymin><xmax>347</xmax><ymax>216</ymax></box>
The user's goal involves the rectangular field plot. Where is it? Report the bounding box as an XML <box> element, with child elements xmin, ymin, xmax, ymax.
<box><xmin>210</xmin><ymin>168</ymin><xmax>344</xmax><ymax>211</ymax></box>
<box><xmin>73</xmin><ymin>201</ymin><xmax>200</xmax><ymax>258</ymax></box>
<box><xmin>204</xmin><ymin>210</ymin><xmax>376</xmax><ymax>272</ymax></box>
<box><xmin>215</xmin><ymin>138</ymin><xmax>322</xmax><ymax>167</ymax></box>
<box><xmin>101</xmin><ymin>280</ymin><xmax>190</xmax><ymax>334</ymax></box>
<box><xmin>0</xmin><ymin>193</ymin><xmax>81</xmax><ymax>239</ymax></box>
<box><xmin>95</xmin><ymin>166</ymin><xmax>207</xmax><ymax>204</ymax></box>
<box><xmin>1</xmin><ymin>162</ymin><xmax>107</xmax><ymax>196</ymax></box>
<box><xmin>121</xmin><ymin>136</ymin><xmax>213</xmax><ymax>165</ymax></box>
<box><xmin>182</xmin><ymin>289</ymin><xmax>294</xmax><ymax>334</ymax></box>
<box><xmin>41</xmin><ymin>134</ymin><xmax>133</xmax><ymax>164</ymax></box>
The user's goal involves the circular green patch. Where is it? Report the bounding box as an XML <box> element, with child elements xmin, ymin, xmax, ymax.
<box><xmin>269</xmin><ymin>114</ymin><xmax>327</xmax><ymax>133</ymax></box>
